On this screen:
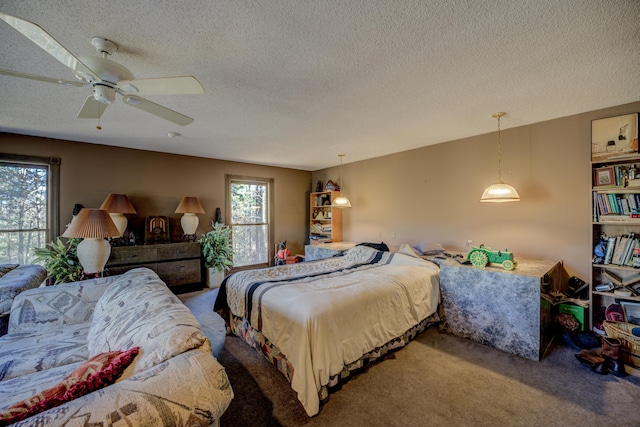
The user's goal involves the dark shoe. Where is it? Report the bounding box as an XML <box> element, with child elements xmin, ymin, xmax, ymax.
<box><xmin>564</xmin><ymin>330</ymin><xmax>601</xmax><ymax>350</ymax></box>
<box><xmin>602</xmin><ymin>336</ymin><xmax>627</xmax><ymax>376</ymax></box>
<box><xmin>575</xmin><ymin>350</ymin><xmax>609</xmax><ymax>375</ymax></box>
<box><xmin>601</xmin><ymin>336</ymin><xmax>623</xmax><ymax>359</ymax></box>
<box><xmin>605</xmin><ymin>357</ymin><xmax>628</xmax><ymax>377</ymax></box>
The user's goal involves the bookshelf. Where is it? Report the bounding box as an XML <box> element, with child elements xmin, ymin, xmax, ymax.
<box><xmin>309</xmin><ymin>191</ymin><xmax>343</xmax><ymax>244</ymax></box>
<box><xmin>591</xmin><ymin>156</ymin><xmax>640</xmax><ymax>331</ymax></box>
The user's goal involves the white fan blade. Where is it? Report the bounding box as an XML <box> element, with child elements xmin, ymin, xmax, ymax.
<box><xmin>0</xmin><ymin>68</ymin><xmax>85</xmax><ymax>87</ymax></box>
<box><xmin>77</xmin><ymin>95</ymin><xmax>107</xmax><ymax>119</ymax></box>
<box><xmin>0</xmin><ymin>12</ymin><xmax>99</xmax><ymax>81</ymax></box>
<box><xmin>121</xmin><ymin>95</ymin><xmax>194</xmax><ymax>126</ymax></box>
<box><xmin>118</xmin><ymin>76</ymin><xmax>204</xmax><ymax>95</ymax></box>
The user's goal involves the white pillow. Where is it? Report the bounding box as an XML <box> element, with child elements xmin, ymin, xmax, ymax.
<box><xmin>398</xmin><ymin>244</ymin><xmax>420</xmax><ymax>257</ymax></box>
<box><xmin>413</xmin><ymin>242</ymin><xmax>445</xmax><ymax>255</ymax></box>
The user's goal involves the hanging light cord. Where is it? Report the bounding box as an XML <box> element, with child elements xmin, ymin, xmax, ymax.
<box><xmin>493</xmin><ymin>112</ymin><xmax>505</xmax><ymax>183</ymax></box>
<box><xmin>339</xmin><ymin>154</ymin><xmax>345</xmax><ymax>190</ymax></box>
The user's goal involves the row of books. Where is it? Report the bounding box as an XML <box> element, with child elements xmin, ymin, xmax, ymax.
<box><xmin>309</xmin><ymin>235</ymin><xmax>332</xmax><ymax>244</ymax></box>
<box><xmin>594</xmin><ymin>192</ymin><xmax>640</xmax><ymax>217</ymax></box>
<box><xmin>310</xmin><ymin>223</ymin><xmax>331</xmax><ymax>234</ymax></box>
<box><xmin>594</xmin><ymin>164</ymin><xmax>629</xmax><ymax>188</ymax></box>
<box><xmin>601</xmin><ymin>233</ymin><xmax>640</xmax><ymax>267</ymax></box>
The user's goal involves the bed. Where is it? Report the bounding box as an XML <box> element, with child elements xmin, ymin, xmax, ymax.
<box><xmin>214</xmin><ymin>244</ymin><xmax>440</xmax><ymax>416</ymax></box>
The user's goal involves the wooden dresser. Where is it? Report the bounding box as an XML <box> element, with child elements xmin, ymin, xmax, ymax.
<box><xmin>106</xmin><ymin>242</ymin><xmax>202</xmax><ymax>289</ymax></box>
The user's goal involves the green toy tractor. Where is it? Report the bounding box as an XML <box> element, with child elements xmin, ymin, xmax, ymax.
<box><xmin>466</xmin><ymin>244</ymin><xmax>517</xmax><ymax>270</ymax></box>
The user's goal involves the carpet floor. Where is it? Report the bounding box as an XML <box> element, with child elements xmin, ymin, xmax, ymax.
<box><xmin>180</xmin><ymin>288</ymin><xmax>640</xmax><ymax>427</ymax></box>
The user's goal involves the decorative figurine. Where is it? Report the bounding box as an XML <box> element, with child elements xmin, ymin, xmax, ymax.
<box><xmin>315</xmin><ymin>181</ymin><xmax>323</xmax><ymax>192</ymax></box>
<box><xmin>214</xmin><ymin>207</ymin><xmax>223</xmax><ymax>225</ymax></box>
<box><xmin>275</xmin><ymin>240</ymin><xmax>290</xmax><ymax>266</ymax></box>
<box><xmin>467</xmin><ymin>244</ymin><xmax>517</xmax><ymax>270</ymax></box>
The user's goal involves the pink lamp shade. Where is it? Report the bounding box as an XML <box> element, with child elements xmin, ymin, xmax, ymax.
<box><xmin>175</xmin><ymin>197</ymin><xmax>205</xmax><ymax>236</ymax></box>
<box><xmin>100</xmin><ymin>194</ymin><xmax>137</xmax><ymax>236</ymax></box>
<box><xmin>62</xmin><ymin>208</ymin><xmax>121</xmax><ymax>274</ymax></box>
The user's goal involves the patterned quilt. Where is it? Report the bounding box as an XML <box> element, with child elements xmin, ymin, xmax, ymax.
<box><xmin>0</xmin><ymin>264</ymin><xmax>46</xmax><ymax>315</ymax></box>
<box><xmin>216</xmin><ymin>245</ymin><xmax>440</xmax><ymax>416</ymax></box>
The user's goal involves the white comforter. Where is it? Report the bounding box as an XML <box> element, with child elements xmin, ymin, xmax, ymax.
<box><xmin>224</xmin><ymin>245</ymin><xmax>440</xmax><ymax>416</ymax></box>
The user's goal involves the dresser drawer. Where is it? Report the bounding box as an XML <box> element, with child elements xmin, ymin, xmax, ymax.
<box><xmin>156</xmin><ymin>242</ymin><xmax>201</xmax><ymax>261</ymax></box>
<box><xmin>109</xmin><ymin>246</ymin><xmax>157</xmax><ymax>265</ymax></box>
<box><xmin>106</xmin><ymin>263</ymin><xmax>157</xmax><ymax>277</ymax></box>
<box><xmin>157</xmin><ymin>259</ymin><xmax>201</xmax><ymax>287</ymax></box>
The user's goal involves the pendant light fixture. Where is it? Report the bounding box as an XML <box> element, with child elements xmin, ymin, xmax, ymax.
<box><xmin>333</xmin><ymin>154</ymin><xmax>351</xmax><ymax>208</ymax></box>
<box><xmin>480</xmin><ymin>112</ymin><xmax>521</xmax><ymax>203</ymax></box>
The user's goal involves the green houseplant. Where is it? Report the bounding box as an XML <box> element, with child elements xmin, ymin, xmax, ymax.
<box><xmin>200</xmin><ymin>222</ymin><xmax>233</xmax><ymax>288</ymax></box>
<box><xmin>32</xmin><ymin>237</ymin><xmax>83</xmax><ymax>285</ymax></box>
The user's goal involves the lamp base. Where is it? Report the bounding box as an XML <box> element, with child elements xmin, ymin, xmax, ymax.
<box><xmin>181</xmin><ymin>213</ymin><xmax>200</xmax><ymax>235</ymax></box>
<box><xmin>77</xmin><ymin>238</ymin><xmax>112</xmax><ymax>275</ymax></box>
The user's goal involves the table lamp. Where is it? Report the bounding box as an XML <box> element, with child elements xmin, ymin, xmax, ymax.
<box><xmin>175</xmin><ymin>196</ymin><xmax>205</xmax><ymax>240</ymax></box>
<box><xmin>62</xmin><ymin>208</ymin><xmax>121</xmax><ymax>275</ymax></box>
<box><xmin>99</xmin><ymin>193</ymin><xmax>137</xmax><ymax>236</ymax></box>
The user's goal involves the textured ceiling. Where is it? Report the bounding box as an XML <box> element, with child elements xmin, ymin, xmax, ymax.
<box><xmin>0</xmin><ymin>1</ymin><xmax>638</xmax><ymax>171</ymax></box>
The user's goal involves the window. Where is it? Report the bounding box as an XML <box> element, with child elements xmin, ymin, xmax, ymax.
<box><xmin>0</xmin><ymin>154</ymin><xmax>60</xmax><ymax>264</ymax></box>
<box><xmin>226</xmin><ymin>175</ymin><xmax>274</xmax><ymax>269</ymax></box>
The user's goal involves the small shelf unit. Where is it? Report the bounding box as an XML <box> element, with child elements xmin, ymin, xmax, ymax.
<box><xmin>309</xmin><ymin>191</ymin><xmax>343</xmax><ymax>244</ymax></box>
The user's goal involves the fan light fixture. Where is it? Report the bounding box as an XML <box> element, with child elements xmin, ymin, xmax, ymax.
<box><xmin>61</xmin><ymin>208</ymin><xmax>121</xmax><ymax>275</ymax></box>
<box><xmin>480</xmin><ymin>112</ymin><xmax>520</xmax><ymax>203</ymax></box>
<box><xmin>175</xmin><ymin>196</ymin><xmax>205</xmax><ymax>240</ymax></box>
<box><xmin>333</xmin><ymin>154</ymin><xmax>351</xmax><ymax>208</ymax></box>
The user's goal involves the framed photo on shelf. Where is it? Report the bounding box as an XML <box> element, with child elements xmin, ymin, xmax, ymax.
<box><xmin>591</xmin><ymin>112</ymin><xmax>639</xmax><ymax>161</ymax></box>
<box><xmin>593</xmin><ymin>166</ymin><xmax>615</xmax><ymax>187</ymax></box>
<box><xmin>324</xmin><ymin>180</ymin><xmax>337</xmax><ymax>191</ymax></box>
<box><xmin>620</xmin><ymin>301</ymin><xmax>640</xmax><ymax>325</ymax></box>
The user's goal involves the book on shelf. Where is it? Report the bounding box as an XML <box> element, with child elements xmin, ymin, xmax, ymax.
<box><xmin>603</xmin><ymin>236</ymin><xmax>617</xmax><ymax>265</ymax></box>
<box><xmin>603</xmin><ymin>233</ymin><xmax>638</xmax><ymax>266</ymax></box>
<box><xmin>598</xmin><ymin>214</ymin><xmax>640</xmax><ymax>223</ymax></box>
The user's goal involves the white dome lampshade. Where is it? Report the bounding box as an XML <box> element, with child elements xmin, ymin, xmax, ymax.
<box><xmin>480</xmin><ymin>182</ymin><xmax>521</xmax><ymax>202</ymax></box>
<box><xmin>61</xmin><ymin>208</ymin><xmax>121</xmax><ymax>274</ymax></box>
<box><xmin>99</xmin><ymin>193</ymin><xmax>137</xmax><ymax>236</ymax></box>
<box><xmin>175</xmin><ymin>196</ymin><xmax>205</xmax><ymax>236</ymax></box>
<box><xmin>480</xmin><ymin>112</ymin><xmax>521</xmax><ymax>203</ymax></box>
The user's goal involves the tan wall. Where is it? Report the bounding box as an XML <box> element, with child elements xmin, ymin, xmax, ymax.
<box><xmin>0</xmin><ymin>134</ymin><xmax>311</xmax><ymax>256</ymax></box>
<box><xmin>3</xmin><ymin>101</ymin><xmax>639</xmax><ymax>279</ymax></box>
<box><xmin>313</xmin><ymin>101</ymin><xmax>640</xmax><ymax>280</ymax></box>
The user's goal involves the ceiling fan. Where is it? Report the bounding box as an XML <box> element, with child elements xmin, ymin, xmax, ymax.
<box><xmin>0</xmin><ymin>11</ymin><xmax>204</xmax><ymax>126</ymax></box>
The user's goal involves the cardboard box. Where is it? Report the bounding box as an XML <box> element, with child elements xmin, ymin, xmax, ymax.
<box><xmin>559</xmin><ymin>303</ymin><xmax>587</xmax><ymax>332</ymax></box>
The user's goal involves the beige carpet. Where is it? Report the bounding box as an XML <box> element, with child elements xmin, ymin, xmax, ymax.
<box><xmin>180</xmin><ymin>288</ymin><xmax>640</xmax><ymax>427</ymax></box>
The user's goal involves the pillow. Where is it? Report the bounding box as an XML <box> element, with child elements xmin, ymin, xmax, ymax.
<box><xmin>0</xmin><ymin>347</ymin><xmax>139</xmax><ymax>426</ymax></box>
<box><xmin>356</xmin><ymin>242</ymin><xmax>390</xmax><ymax>251</ymax></box>
<box><xmin>398</xmin><ymin>244</ymin><xmax>420</xmax><ymax>257</ymax></box>
<box><xmin>0</xmin><ymin>264</ymin><xmax>18</xmax><ymax>278</ymax></box>
<box><xmin>413</xmin><ymin>242</ymin><xmax>445</xmax><ymax>255</ymax></box>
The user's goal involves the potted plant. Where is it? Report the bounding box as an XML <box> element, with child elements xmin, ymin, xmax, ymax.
<box><xmin>200</xmin><ymin>222</ymin><xmax>233</xmax><ymax>288</ymax></box>
<box><xmin>32</xmin><ymin>237</ymin><xmax>84</xmax><ymax>285</ymax></box>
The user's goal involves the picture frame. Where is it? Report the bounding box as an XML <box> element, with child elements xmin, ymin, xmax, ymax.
<box><xmin>620</xmin><ymin>301</ymin><xmax>640</xmax><ymax>325</ymax></box>
<box><xmin>593</xmin><ymin>166</ymin><xmax>615</xmax><ymax>187</ymax></box>
<box><xmin>324</xmin><ymin>180</ymin><xmax>336</xmax><ymax>191</ymax></box>
<box><xmin>591</xmin><ymin>113</ymin><xmax>639</xmax><ymax>161</ymax></box>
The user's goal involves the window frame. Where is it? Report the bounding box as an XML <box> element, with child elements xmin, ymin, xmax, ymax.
<box><xmin>225</xmin><ymin>174</ymin><xmax>274</xmax><ymax>271</ymax></box>
<box><xmin>0</xmin><ymin>153</ymin><xmax>60</xmax><ymax>262</ymax></box>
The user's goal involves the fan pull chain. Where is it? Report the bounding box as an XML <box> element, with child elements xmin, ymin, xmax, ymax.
<box><xmin>96</xmin><ymin>103</ymin><xmax>102</xmax><ymax>130</ymax></box>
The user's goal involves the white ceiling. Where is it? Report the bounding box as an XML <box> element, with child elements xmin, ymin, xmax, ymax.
<box><xmin>0</xmin><ymin>1</ymin><xmax>638</xmax><ymax>171</ymax></box>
